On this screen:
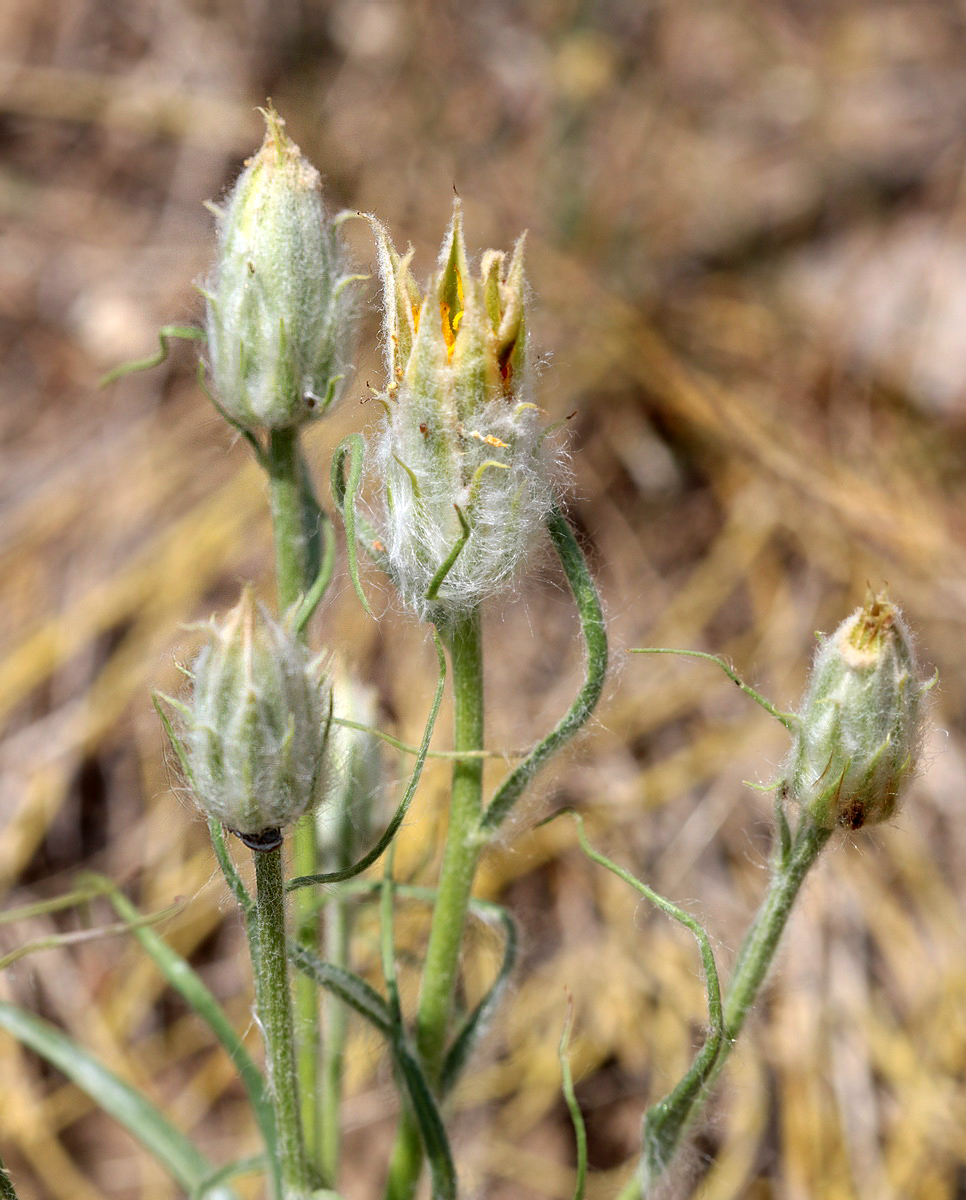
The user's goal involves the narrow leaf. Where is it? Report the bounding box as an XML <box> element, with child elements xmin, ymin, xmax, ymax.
<box><xmin>0</xmin><ymin>1003</ymin><xmax>237</xmax><ymax>1200</ymax></box>
<box><xmin>288</xmin><ymin>944</ymin><xmax>393</xmax><ymax>1037</ymax></box>
<box><xmin>424</xmin><ymin>506</ymin><xmax>471</xmax><ymax>602</ymax></box>
<box><xmin>483</xmin><ymin>503</ymin><xmax>608</xmax><ymax>832</ymax></box>
<box><xmin>88</xmin><ymin>876</ymin><xmax>277</xmax><ymax>1191</ymax></box>
<box><xmin>331</xmin><ymin>435</ymin><xmax>375</xmax><ymax>615</ymax></box>
<box><xmin>207</xmin><ymin>818</ymin><xmax>255</xmax><ymax>919</ymax></box>
<box><xmin>440</xmin><ymin>900</ymin><xmax>518</xmax><ymax>1096</ymax></box>
<box><xmin>559</xmin><ymin>995</ymin><xmax>586</xmax><ymax>1200</ymax></box>
<box><xmin>629</xmin><ymin>647</ymin><xmax>796</xmax><ymax>731</ymax></box>
<box><xmin>395</xmin><ymin>1042</ymin><xmax>457</xmax><ymax>1200</ymax></box>
<box><xmin>99</xmin><ymin>325</ymin><xmax>205</xmax><ymax>387</ymax></box>
<box><xmin>287</xmin><ymin>630</ymin><xmax>447</xmax><ymax>889</ymax></box>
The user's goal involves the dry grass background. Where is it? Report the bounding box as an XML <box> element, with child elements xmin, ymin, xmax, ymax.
<box><xmin>3</xmin><ymin>2</ymin><xmax>966</xmax><ymax>1197</ymax></box>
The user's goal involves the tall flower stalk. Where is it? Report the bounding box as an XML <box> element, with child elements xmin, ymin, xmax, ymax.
<box><xmin>617</xmin><ymin>593</ymin><xmax>932</xmax><ymax>1198</ymax></box>
<box><xmin>198</xmin><ymin>105</ymin><xmax>355</xmax><ymax>1193</ymax></box>
<box><xmin>329</xmin><ymin>205</ymin><xmax>607</xmax><ymax>1198</ymax></box>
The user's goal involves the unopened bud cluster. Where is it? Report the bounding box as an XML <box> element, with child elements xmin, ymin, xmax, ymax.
<box><xmin>204</xmin><ymin>106</ymin><xmax>352</xmax><ymax>431</ymax></box>
<box><xmin>185</xmin><ymin>588</ymin><xmax>330</xmax><ymax>841</ymax></box>
<box><xmin>784</xmin><ymin>593</ymin><xmax>930</xmax><ymax>829</ymax></box>
<box><xmin>368</xmin><ymin>203</ymin><xmax>557</xmax><ymax>618</ymax></box>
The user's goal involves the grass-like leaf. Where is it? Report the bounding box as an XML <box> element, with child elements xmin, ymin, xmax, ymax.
<box><xmin>559</xmin><ymin>994</ymin><xmax>587</xmax><ymax>1200</ymax></box>
<box><xmin>440</xmin><ymin>899</ymin><xmax>518</xmax><ymax>1096</ymax></box>
<box><xmin>87</xmin><ymin>875</ymin><xmax>278</xmax><ymax>1196</ymax></box>
<box><xmin>331</xmin><ymin>433</ymin><xmax>389</xmax><ymax>616</ymax></box>
<box><xmin>0</xmin><ymin>1003</ymin><xmax>238</xmax><ymax>1200</ymax></box>
<box><xmin>482</xmin><ymin>503</ymin><xmax>608</xmax><ymax>833</ymax></box>
<box><xmin>629</xmin><ymin>647</ymin><xmax>796</xmax><ymax>731</ymax></box>
<box><xmin>394</xmin><ymin>1041</ymin><xmax>456</xmax><ymax>1200</ymax></box>
<box><xmin>99</xmin><ymin>324</ymin><xmax>205</xmax><ymax>387</ymax></box>
<box><xmin>287</xmin><ymin>629</ymin><xmax>447</xmax><ymax>889</ymax></box>
<box><xmin>557</xmin><ymin>812</ymin><xmax>724</xmax><ymax>1192</ymax></box>
<box><xmin>291</xmin><ymin>890</ymin><xmax>458</xmax><ymax>1200</ymax></box>
<box><xmin>424</xmin><ymin>505</ymin><xmax>470</xmax><ymax>602</ymax></box>
<box><xmin>288</xmin><ymin>944</ymin><xmax>393</xmax><ymax>1037</ymax></box>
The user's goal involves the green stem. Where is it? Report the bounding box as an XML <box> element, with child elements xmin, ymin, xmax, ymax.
<box><xmin>720</xmin><ymin>818</ymin><xmax>832</xmax><ymax>1046</ymax></box>
<box><xmin>267</xmin><ymin>428</ymin><xmax>309</xmax><ymax>613</ymax></box>
<box><xmin>321</xmin><ymin>892</ymin><xmax>349</xmax><ymax>1183</ymax></box>
<box><xmin>267</xmin><ymin>427</ymin><xmax>323</xmax><ymax>1173</ymax></box>
<box><xmin>385</xmin><ymin>608</ymin><xmax>485</xmax><ymax>1200</ymax></box>
<box><xmin>252</xmin><ymin>848</ymin><xmax>310</xmax><ymax>1200</ymax></box>
<box><xmin>319</xmin><ymin>764</ymin><xmax>360</xmax><ymax>1185</ymax></box>
<box><xmin>623</xmin><ymin>817</ymin><xmax>833</xmax><ymax>1199</ymax></box>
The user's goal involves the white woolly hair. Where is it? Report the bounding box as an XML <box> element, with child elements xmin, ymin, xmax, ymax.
<box><xmin>369</xmin><ymin>390</ymin><xmax>563</xmax><ymax>620</ymax></box>
<box><xmin>187</xmin><ymin>602</ymin><xmax>331</xmax><ymax>834</ymax></box>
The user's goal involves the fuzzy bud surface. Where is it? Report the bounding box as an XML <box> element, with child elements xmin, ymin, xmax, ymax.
<box><xmin>204</xmin><ymin>106</ymin><xmax>351</xmax><ymax>431</ymax></box>
<box><xmin>186</xmin><ymin>588</ymin><xmax>330</xmax><ymax>839</ymax></box>
<box><xmin>784</xmin><ymin>593</ymin><xmax>930</xmax><ymax>829</ymax></box>
<box><xmin>367</xmin><ymin>202</ymin><xmax>557</xmax><ymax>618</ymax></box>
<box><xmin>316</xmin><ymin>669</ymin><xmax>382</xmax><ymax>868</ymax></box>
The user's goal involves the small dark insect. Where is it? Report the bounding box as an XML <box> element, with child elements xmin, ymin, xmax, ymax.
<box><xmin>419</xmin><ymin>422</ymin><xmax>429</xmax><ymax>436</ymax></box>
<box><xmin>231</xmin><ymin>825</ymin><xmax>284</xmax><ymax>852</ymax></box>
<box><xmin>839</xmin><ymin>801</ymin><xmax>866</xmax><ymax>831</ymax></box>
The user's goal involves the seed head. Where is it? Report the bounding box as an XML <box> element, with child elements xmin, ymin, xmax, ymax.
<box><xmin>204</xmin><ymin>106</ymin><xmax>353</xmax><ymax>431</ymax></box>
<box><xmin>784</xmin><ymin>592</ymin><xmax>931</xmax><ymax>829</ymax></box>
<box><xmin>185</xmin><ymin>587</ymin><xmax>330</xmax><ymax>842</ymax></box>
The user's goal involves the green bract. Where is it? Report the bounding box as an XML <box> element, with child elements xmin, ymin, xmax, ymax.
<box><xmin>186</xmin><ymin>588</ymin><xmax>330</xmax><ymax>839</ymax></box>
<box><xmin>784</xmin><ymin>593</ymin><xmax>930</xmax><ymax>829</ymax></box>
<box><xmin>204</xmin><ymin>106</ymin><xmax>351</xmax><ymax>431</ymax></box>
<box><xmin>368</xmin><ymin>202</ymin><xmax>557</xmax><ymax>618</ymax></box>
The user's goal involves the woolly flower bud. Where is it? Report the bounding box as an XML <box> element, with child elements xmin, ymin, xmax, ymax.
<box><xmin>185</xmin><ymin>588</ymin><xmax>330</xmax><ymax>845</ymax></box>
<box><xmin>316</xmin><ymin>668</ymin><xmax>382</xmax><ymax>869</ymax></box>
<box><xmin>204</xmin><ymin>106</ymin><xmax>352</xmax><ymax>431</ymax></box>
<box><xmin>784</xmin><ymin>593</ymin><xmax>931</xmax><ymax>830</ymax></box>
<box><xmin>367</xmin><ymin>201</ymin><xmax>557</xmax><ymax>618</ymax></box>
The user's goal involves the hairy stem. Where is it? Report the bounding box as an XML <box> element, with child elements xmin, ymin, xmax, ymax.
<box><xmin>385</xmin><ymin>608</ymin><xmax>485</xmax><ymax>1200</ymax></box>
<box><xmin>622</xmin><ymin>816</ymin><xmax>833</xmax><ymax>1199</ymax></box>
<box><xmin>720</xmin><ymin>818</ymin><xmax>832</xmax><ymax>1045</ymax></box>
<box><xmin>266</xmin><ymin>427</ymin><xmax>324</xmax><ymax>1172</ymax></box>
<box><xmin>319</xmin><ymin>771</ymin><xmax>360</xmax><ymax>1184</ymax></box>
<box><xmin>253</xmin><ymin>848</ymin><xmax>311</xmax><ymax>1200</ymax></box>
<box><xmin>267</xmin><ymin>429</ymin><xmax>310</xmax><ymax>613</ymax></box>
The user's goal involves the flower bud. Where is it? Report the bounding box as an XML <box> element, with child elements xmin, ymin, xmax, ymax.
<box><xmin>784</xmin><ymin>593</ymin><xmax>930</xmax><ymax>829</ymax></box>
<box><xmin>185</xmin><ymin>588</ymin><xmax>330</xmax><ymax>843</ymax></box>
<box><xmin>367</xmin><ymin>202</ymin><xmax>557</xmax><ymax>618</ymax></box>
<box><xmin>204</xmin><ymin>106</ymin><xmax>352</xmax><ymax>431</ymax></box>
<box><xmin>316</xmin><ymin>668</ymin><xmax>383</xmax><ymax>869</ymax></box>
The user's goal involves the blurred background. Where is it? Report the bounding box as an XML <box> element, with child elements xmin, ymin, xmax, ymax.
<box><xmin>3</xmin><ymin>1</ymin><xmax>966</xmax><ymax>1197</ymax></box>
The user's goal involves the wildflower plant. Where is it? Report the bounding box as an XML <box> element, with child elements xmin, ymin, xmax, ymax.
<box><xmin>612</xmin><ymin>591</ymin><xmax>933</xmax><ymax>1196</ymax></box>
<box><xmin>0</xmin><ymin>107</ymin><xmax>939</xmax><ymax>1200</ymax></box>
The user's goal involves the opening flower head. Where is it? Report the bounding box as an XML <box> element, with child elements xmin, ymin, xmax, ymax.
<box><xmin>366</xmin><ymin>202</ymin><xmax>558</xmax><ymax>619</ymax></box>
